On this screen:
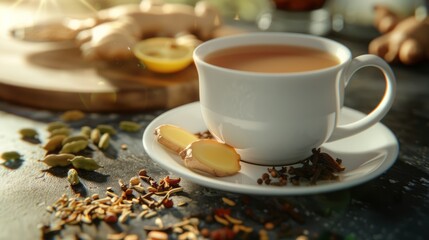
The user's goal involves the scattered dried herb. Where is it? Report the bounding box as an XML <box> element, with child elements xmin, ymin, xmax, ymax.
<box><xmin>42</xmin><ymin>169</ymin><xmax>185</xmax><ymax>239</ymax></box>
<box><xmin>257</xmin><ymin>148</ymin><xmax>345</xmax><ymax>186</ymax></box>
<box><xmin>36</xmin><ymin>119</ymin><xmax>325</xmax><ymax>240</ymax></box>
<box><xmin>221</xmin><ymin>197</ymin><xmax>236</xmax><ymax>207</ymax></box>
<box><xmin>195</xmin><ymin>130</ymin><xmax>213</xmax><ymax>139</ymax></box>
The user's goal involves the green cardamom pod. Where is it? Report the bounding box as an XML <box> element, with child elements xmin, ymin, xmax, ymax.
<box><xmin>67</xmin><ymin>169</ymin><xmax>80</xmax><ymax>185</ymax></box>
<box><xmin>70</xmin><ymin>156</ymin><xmax>101</xmax><ymax>171</ymax></box>
<box><xmin>19</xmin><ymin>128</ymin><xmax>38</xmax><ymax>138</ymax></box>
<box><xmin>90</xmin><ymin>128</ymin><xmax>101</xmax><ymax>145</ymax></box>
<box><xmin>60</xmin><ymin>140</ymin><xmax>88</xmax><ymax>154</ymax></box>
<box><xmin>39</xmin><ymin>153</ymin><xmax>75</xmax><ymax>167</ymax></box>
<box><xmin>62</xmin><ymin>135</ymin><xmax>88</xmax><ymax>146</ymax></box>
<box><xmin>96</xmin><ymin>124</ymin><xmax>117</xmax><ymax>135</ymax></box>
<box><xmin>119</xmin><ymin>121</ymin><xmax>142</xmax><ymax>132</ymax></box>
<box><xmin>49</xmin><ymin>127</ymin><xmax>71</xmax><ymax>138</ymax></box>
<box><xmin>46</xmin><ymin>121</ymin><xmax>68</xmax><ymax>132</ymax></box>
<box><xmin>98</xmin><ymin>133</ymin><xmax>110</xmax><ymax>150</ymax></box>
<box><xmin>61</xmin><ymin>110</ymin><xmax>85</xmax><ymax>122</ymax></box>
<box><xmin>80</xmin><ymin>126</ymin><xmax>91</xmax><ymax>138</ymax></box>
<box><xmin>1</xmin><ymin>151</ymin><xmax>21</xmax><ymax>161</ymax></box>
<box><xmin>43</xmin><ymin>135</ymin><xmax>67</xmax><ymax>152</ymax></box>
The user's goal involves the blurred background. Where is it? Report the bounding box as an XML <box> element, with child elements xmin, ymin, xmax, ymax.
<box><xmin>0</xmin><ymin>0</ymin><xmax>427</xmax><ymax>40</ymax></box>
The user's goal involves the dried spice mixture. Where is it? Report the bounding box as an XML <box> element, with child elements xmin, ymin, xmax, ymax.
<box><xmin>1</xmin><ymin>110</ymin><xmax>347</xmax><ymax>240</ymax></box>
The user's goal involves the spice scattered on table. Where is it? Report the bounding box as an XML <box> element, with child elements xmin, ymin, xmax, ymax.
<box><xmin>25</xmin><ymin>113</ymin><xmax>338</xmax><ymax>239</ymax></box>
<box><xmin>195</xmin><ymin>130</ymin><xmax>213</xmax><ymax>139</ymax></box>
<box><xmin>19</xmin><ymin>128</ymin><xmax>38</xmax><ymax>139</ymax></box>
<box><xmin>257</xmin><ymin>148</ymin><xmax>346</xmax><ymax>186</ymax></box>
<box><xmin>60</xmin><ymin>110</ymin><xmax>85</xmax><ymax>122</ymax></box>
<box><xmin>67</xmin><ymin>168</ymin><xmax>80</xmax><ymax>186</ymax></box>
<box><xmin>119</xmin><ymin>120</ymin><xmax>142</xmax><ymax>132</ymax></box>
<box><xmin>40</xmin><ymin>169</ymin><xmax>184</xmax><ymax>239</ymax></box>
<box><xmin>1</xmin><ymin>151</ymin><xmax>21</xmax><ymax>161</ymax></box>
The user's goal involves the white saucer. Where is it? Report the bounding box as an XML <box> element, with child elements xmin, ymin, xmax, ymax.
<box><xmin>142</xmin><ymin>102</ymin><xmax>399</xmax><ymax>195</ymax></box>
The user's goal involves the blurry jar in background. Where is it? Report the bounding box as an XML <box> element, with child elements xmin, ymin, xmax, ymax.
<box><xmin>273</xmin><ymin>0</ymin><xmax>326</xmax><ymax>11</ymax></box>
<box><xmin>164</xmin><ymin>0</ymin><xmax>273</xmax><ymax>24</ymax></box>
<box><xmin>202</xmin><ymin>0</ymin><xmax>273</xmax><ymax>24</ymax></box>
<box><xmin>259</xmin><ymin>0</ymin><xmax>331</xmax><ymax>36</ymax></box>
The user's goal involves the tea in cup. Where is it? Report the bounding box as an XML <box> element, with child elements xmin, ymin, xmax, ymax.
<box><xmin>193</xmin><ymin>32</ymin><xmax>396</xmax><ymax>165</ymax></box>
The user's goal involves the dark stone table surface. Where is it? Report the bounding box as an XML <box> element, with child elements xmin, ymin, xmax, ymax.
<box><xmin>0</xmin><ymin>33</ymin><xmax>428</xmax><ymax>240</ymax></box>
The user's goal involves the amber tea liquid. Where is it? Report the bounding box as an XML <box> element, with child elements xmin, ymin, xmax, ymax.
<box><xmin>204</xmin><ymin>44</ymin><xmax>339</xmax><ymax>73</ymax></box>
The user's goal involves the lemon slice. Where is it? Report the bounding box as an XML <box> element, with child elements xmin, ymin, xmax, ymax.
<box><xmin>133</xmin><ymin>37</ymin><xmax>194</xmax><ymax>73</ymax></box>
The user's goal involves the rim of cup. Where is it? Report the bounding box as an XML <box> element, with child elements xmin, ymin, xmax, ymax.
<box><xmin>193</xmin><ymin>32</ymin><xmax>352</xmax><ymax>77</ymax></box>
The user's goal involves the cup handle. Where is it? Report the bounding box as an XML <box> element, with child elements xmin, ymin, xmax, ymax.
<box><xmin>328</xmin><ymin>54</ymin><xmax>396</xmax><ymax>142</ymax></box>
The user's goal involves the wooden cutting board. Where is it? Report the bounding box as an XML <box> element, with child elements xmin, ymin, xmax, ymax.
<box><xmin>0</xmin><ymin>35</ymin><xmax>200</xmax><ymax>112</ymax></box>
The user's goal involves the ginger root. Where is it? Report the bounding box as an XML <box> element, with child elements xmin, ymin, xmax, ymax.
<box><xmin>180</xmin><ymin>139</ymin><xmax>241</xmax><ymax>177</ymax></box>
<box><xmin>77</xmin><ymin>1</ymin><xmax>221</xmax><ymax>60</ymax></box>
<box><xmin>155</xmin><ymin>124</ymin><xmax>241</xmax><ymax>177</ymax></box>
<box><xmin>369</xmin><ymin>5</ymin><xmax>429</xmax><ymax>65</ymax></box>
<box><xmin>154</xmin><ymin>124</ymin><xmax>199</xmax><ymax>154</ymax></box>
<box><xmin>12</xmin><ymin>0</ymin><xmax>221</xmax><ymax>61</ymax></box>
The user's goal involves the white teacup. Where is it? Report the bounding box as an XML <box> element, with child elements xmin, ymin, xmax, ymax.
<box><xmin>193</xmin><ymin>32</ymin><xmax>396</xmax><ymax>165</ymax></box>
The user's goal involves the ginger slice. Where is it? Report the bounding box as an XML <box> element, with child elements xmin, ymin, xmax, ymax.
<box><xmin>180</xmin><ymin>139</ymin><xmax>241</xmax><ymax>177</ymax></box>
<box><xmin>154</xmin><ymin>124</ymin><xmax>199</xmax><ymax>154</ymax></box>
